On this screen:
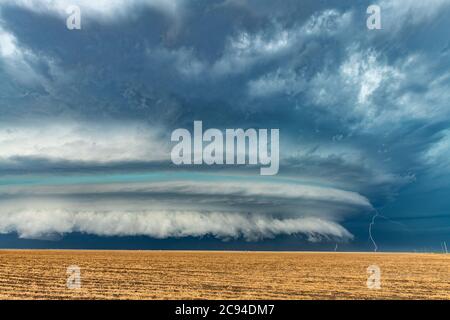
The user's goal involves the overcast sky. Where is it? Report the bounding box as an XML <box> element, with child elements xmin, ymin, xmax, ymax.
<box><xmin>0</xmin><ymin>0</ymin><xmax>449</xmax><ymax>251</ymax></box>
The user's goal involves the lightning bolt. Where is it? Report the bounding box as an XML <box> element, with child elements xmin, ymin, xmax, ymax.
<box><xmin>368</xmin><ymin>208</ymin><xmax>408</xmax><ymax>252</ymax></box>
<box><xmin>369</xmin><ymin>209</ymin><xmax>380</xmax><ymax>252</ymax></box>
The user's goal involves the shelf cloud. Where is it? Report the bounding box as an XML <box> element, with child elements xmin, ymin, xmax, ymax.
<box><xmin>0</xmin><ymin>176</ymin><xmax>370</xmax><ymax>240</ymax></box>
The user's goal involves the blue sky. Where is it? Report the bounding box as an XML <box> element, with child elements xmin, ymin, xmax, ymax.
<box><xmin>0</xmin><ymin>0</ymin><xmax>449</xmax><ymax>251</ymax></box>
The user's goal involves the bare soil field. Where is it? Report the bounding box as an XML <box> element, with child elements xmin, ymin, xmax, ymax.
<box><xmin>0</xmin><ymin>250</ymin><xmax>448</xmax><ymax>299</ymax></box>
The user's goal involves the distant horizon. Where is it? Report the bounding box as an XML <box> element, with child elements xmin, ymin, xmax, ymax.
<box><xmin>0</xmin><ymin>249</ymin><xmax>446</xmax><ymax>254</ymax></box>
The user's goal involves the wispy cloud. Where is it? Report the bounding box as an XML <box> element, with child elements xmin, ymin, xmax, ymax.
<box><xmin>0</xmin><ymin>122</ymin><xmax>169</xmax><ymax>163</ymax></box>
<box><xmin>0</xmin><ymin>0</ymin><xmax>184</xmax><ymax>21</ymax></box>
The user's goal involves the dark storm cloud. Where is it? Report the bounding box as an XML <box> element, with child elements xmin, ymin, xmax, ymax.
<box><xmin>0</xmin><ymin>0</ymin><xmax>449</xmax><ymax>247</ymax></box>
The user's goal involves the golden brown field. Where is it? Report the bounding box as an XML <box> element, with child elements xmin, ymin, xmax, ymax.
<box><xmin>0</xmin><ymin>250</ymin><xmax>448</xmax><ymax>300</ymax></box>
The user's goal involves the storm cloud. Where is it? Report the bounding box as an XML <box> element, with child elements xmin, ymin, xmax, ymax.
<box><xmin>0</xmin><ymin>0</ymin><xmax>449</xmax><ymax>249</ymax></box>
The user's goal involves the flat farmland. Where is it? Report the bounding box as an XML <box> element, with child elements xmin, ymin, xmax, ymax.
<box><xmin>0</xmin><ymin>250</ymin><xmax>448</xmax><ymax>299</ymax></box>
